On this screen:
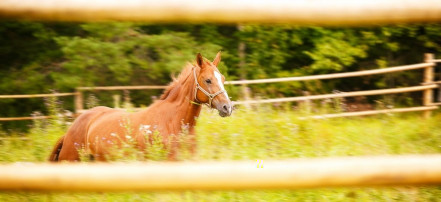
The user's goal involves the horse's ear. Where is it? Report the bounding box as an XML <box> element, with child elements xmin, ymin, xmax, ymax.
<box><xmin>213</xmin><ymin>51</ymin><xmax>221</xmax><ymax>66</ymax></box>
<box><xmin>196</xmin><ymin>53</ymin><xmax>204</xmax><ymax>68</ymax></box>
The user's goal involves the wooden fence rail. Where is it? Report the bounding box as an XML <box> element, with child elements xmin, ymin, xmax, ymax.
<box><xmin>0</xmin><ymin>93</ymin><xmax>78</xmax><ymax>121</ymax></box>
<box><xmin>233</xmin><ymin>85</ymin><xmax>438</xmax><ymax>105</ymax></box>
<box><xmin>1</xmin><ymin>0</ymin><xmax>441</xmax><ymax>25</ymax></box>
<box><xmin>225</xmin><ymin>63</ymin><xmax>434</xmax><ymax>85</ymax></box>
<box><xmin>0</xmin><ymin>116</ymin><xmax>51</xmax><ymax>122</ymax></box>
<box><xmin>0</xmin><ymin>155</ymin><xmax>440</xmax><ymax>191</ymax></box>
<box><xmin>0</xmin><ymin>92</ymin><xmax>77</xmax><ymax>99</ymax></box>
<box><xmin>230</xmin><ymin>54</ymin><xmax>439</xmax><ymax>118</ymax></box>
<box><xmin>300</xmin><ymin>106</ymin><xmax>438</xmax><ymax>119</ymax></box>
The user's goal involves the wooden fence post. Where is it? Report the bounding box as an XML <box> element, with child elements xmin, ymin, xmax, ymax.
<box><xmin>423</xmin><ymin>53</ymin><xmax>435</xmax><ymax>119</ymax></box>
<box><xmin>74</xmin><ymin>89</ymin><xmax>83</xmax><ymax>114</ymax></box>
<box><xmin>237</xmin><ymin>25</ymin><xmax>250</xmax><ymax>109</ymax></box>
<box><xmin>113</xmin><ymin>94</ymin><xmax>121</xmax><ymax>108</ymax></box>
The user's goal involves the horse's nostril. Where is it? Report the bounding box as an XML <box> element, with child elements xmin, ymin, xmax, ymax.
<box><xmin>223</xmin><ymin>105</ymin><xmax>228</xmax><ymax>112</ymax></box>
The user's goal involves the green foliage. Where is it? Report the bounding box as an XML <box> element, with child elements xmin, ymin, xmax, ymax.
<box><xmin>239</xmin><ymin>25</ymin><xmax>292</xmax><ymax>77</ymax></box>
<box><xmin>305</xmin><ymin>29</ymin><xmax>368</xmax><ymax>72</ymax></box>
<box><xmin>53</xmin><ymin>23</ymin><xmax>223</xmax><ymax>90</ymax></box>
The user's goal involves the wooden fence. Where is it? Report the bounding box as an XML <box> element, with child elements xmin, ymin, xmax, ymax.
<box><xmin>0</xmin><ymin>92</ymin><xmax>78</xmax><ymax>121</ymax></box>
<box><xmin>1</xmin><ymin>0</ymin><xmax>441</xmax><ymax>25</ymax></box>
<box><xmin>1</xmin><ymin>54</ymin><xmax>440</xmax><ymax>121</ymax></box>
<box><xmin>0</xmin><ymin>154</ymin><xmax>440</xmax><ymax>191</ymax></box>
<box><xmin>1</xmin><ymin>0</ymin><xmax>441</xmax><ymax>193</ymax></box>
<box><xmin>234</xmin><ymin>54</ymin><xmax>440</xmax><ymax>119</ymax></box>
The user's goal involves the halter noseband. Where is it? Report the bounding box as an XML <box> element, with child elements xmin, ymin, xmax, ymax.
<box><xmin>193</xmin><ymin>67</ymin><xmax>225</xmax><ymax>107</ymax></box>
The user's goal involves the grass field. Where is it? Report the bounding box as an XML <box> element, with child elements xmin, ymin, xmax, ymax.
<box><xmin>1</xmin><ymin>104</ymin><xmax>441</xmax><ymax>201</ymax></box>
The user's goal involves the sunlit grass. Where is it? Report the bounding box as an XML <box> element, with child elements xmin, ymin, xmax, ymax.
<box><xmin>1</xmin><ymin>104</ymin><xmax>441</xmax><ymax>201</ymax></box>
<box><xmin>196</xmin><ymin>106</ymin><xmax>441</xmax><ymax>160</ymax></box>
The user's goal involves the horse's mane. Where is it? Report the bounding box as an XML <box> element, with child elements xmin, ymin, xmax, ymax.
<box><xmin>160</xmin><ymin>63</ymin><xmax>196</xmax><ymax>100</ymax></box>
<box><xmin>160</xmin><ymin>56</ymin><xmax>215</xmax><ymax>101</ymax></box>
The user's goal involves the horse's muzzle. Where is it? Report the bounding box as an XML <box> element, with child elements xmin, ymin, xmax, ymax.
<box><xmin>217</xmin><ymin>102</ymin><xmax>233</xmax><ymax>117</ymax></box>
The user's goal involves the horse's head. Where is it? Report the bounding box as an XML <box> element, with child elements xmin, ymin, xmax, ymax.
<box><xmin>194</xmin><ymin>52</ymin><xmax>233</xmax><ymax>117</ymax></box>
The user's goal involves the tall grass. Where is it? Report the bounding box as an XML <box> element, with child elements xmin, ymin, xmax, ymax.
<box><xmin>1</xmin><ymin>102</ymin><xmax>441</xmax><ymax>201</ymax></box>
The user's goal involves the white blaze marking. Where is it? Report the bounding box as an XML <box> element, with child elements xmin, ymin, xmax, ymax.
<box><xmin>214</xmin><ymin>71</ymin><xmax>230</xmax><ymax>101</ymax></box>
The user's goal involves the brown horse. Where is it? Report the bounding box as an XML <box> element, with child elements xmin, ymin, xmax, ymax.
<box><xmin>49</xmin><ymin>52</ymin><xmax>233</xmax><ymax>161</ymax></box>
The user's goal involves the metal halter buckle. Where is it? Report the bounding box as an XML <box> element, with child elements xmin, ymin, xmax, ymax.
<box><xmin>193</xmin><ymin>67</ymin><xmax>225</xmax><ymax>108</ymax></box>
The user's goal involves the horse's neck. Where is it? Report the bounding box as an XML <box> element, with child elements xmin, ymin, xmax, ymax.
<box><xmin>156</xmin><ymin>95</ymin><xmax>201</xmax><ymax>135</ymax></box>
<box><xmin>144</xmin><ymin>71</ymin><xmax>202</xmax><ymax>133</ymax></box>
<box><xmin>174</xmin><ymin>69</ymin><xmax>201</xmax><ymax>128</ymax></box>
<box><xmin>173</xmin><ymin>83</ymin><xmax>201</xmax><ymax>132</ymax></box>
<box><xmin>181</xmin><ymin>102</ymin><xmax>202</xmax><ymax>133</ymax></box>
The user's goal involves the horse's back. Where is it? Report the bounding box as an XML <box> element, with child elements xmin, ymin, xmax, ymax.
<box><xmin>57</xmin><ymin>106</ymin><xmax>116</xmax><ymax>161</ymax></box>
<box><xmin>83</xmin><ymin>107</ymin><xmax>133</xmax><ymax>160</ymax></box>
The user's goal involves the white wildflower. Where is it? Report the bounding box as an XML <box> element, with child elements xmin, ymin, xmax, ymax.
<box><xmin>139</xmin><ymin>124</ymin><xmax>151</xmax><ymax>131</ymax></box>
<box><xmin>139</xmin><ymin>124</ymin><xmax>152</xmax><ymax>135</ymax></box>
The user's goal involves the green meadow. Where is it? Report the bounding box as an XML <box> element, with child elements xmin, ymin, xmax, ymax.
<box><xmin>1</xmin><ymin>103</ymin><xmax>441</xmax><ymax>201</ymax></box>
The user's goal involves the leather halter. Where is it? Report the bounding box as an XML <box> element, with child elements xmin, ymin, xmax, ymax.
<box><xmin>193</xmin><ymin>67</ymin><xmax>225</xmax><ymax>107</ymax></box>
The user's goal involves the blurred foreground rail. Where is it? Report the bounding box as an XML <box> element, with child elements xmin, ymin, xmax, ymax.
<box><xmin>1</xmin><ymin>0</ymin><xmax>441</xmax><ymax>25</ymax></box>
<box><xmin>0</xmin><ymin>155</ymin><xmax>440</xmax><ymax>191</ymax></box>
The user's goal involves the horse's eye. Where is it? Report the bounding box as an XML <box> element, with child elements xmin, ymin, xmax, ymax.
<box><xmin>205</xmin><ymin>79</ymin><xmax>211</xmax><ymax>84</ymax></box>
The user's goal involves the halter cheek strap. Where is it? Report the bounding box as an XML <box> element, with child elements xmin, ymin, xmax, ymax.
<box><xmin>193</xmin><ymin>67</ymin><xmax>225</xmax><ymax>108</ymax></box>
